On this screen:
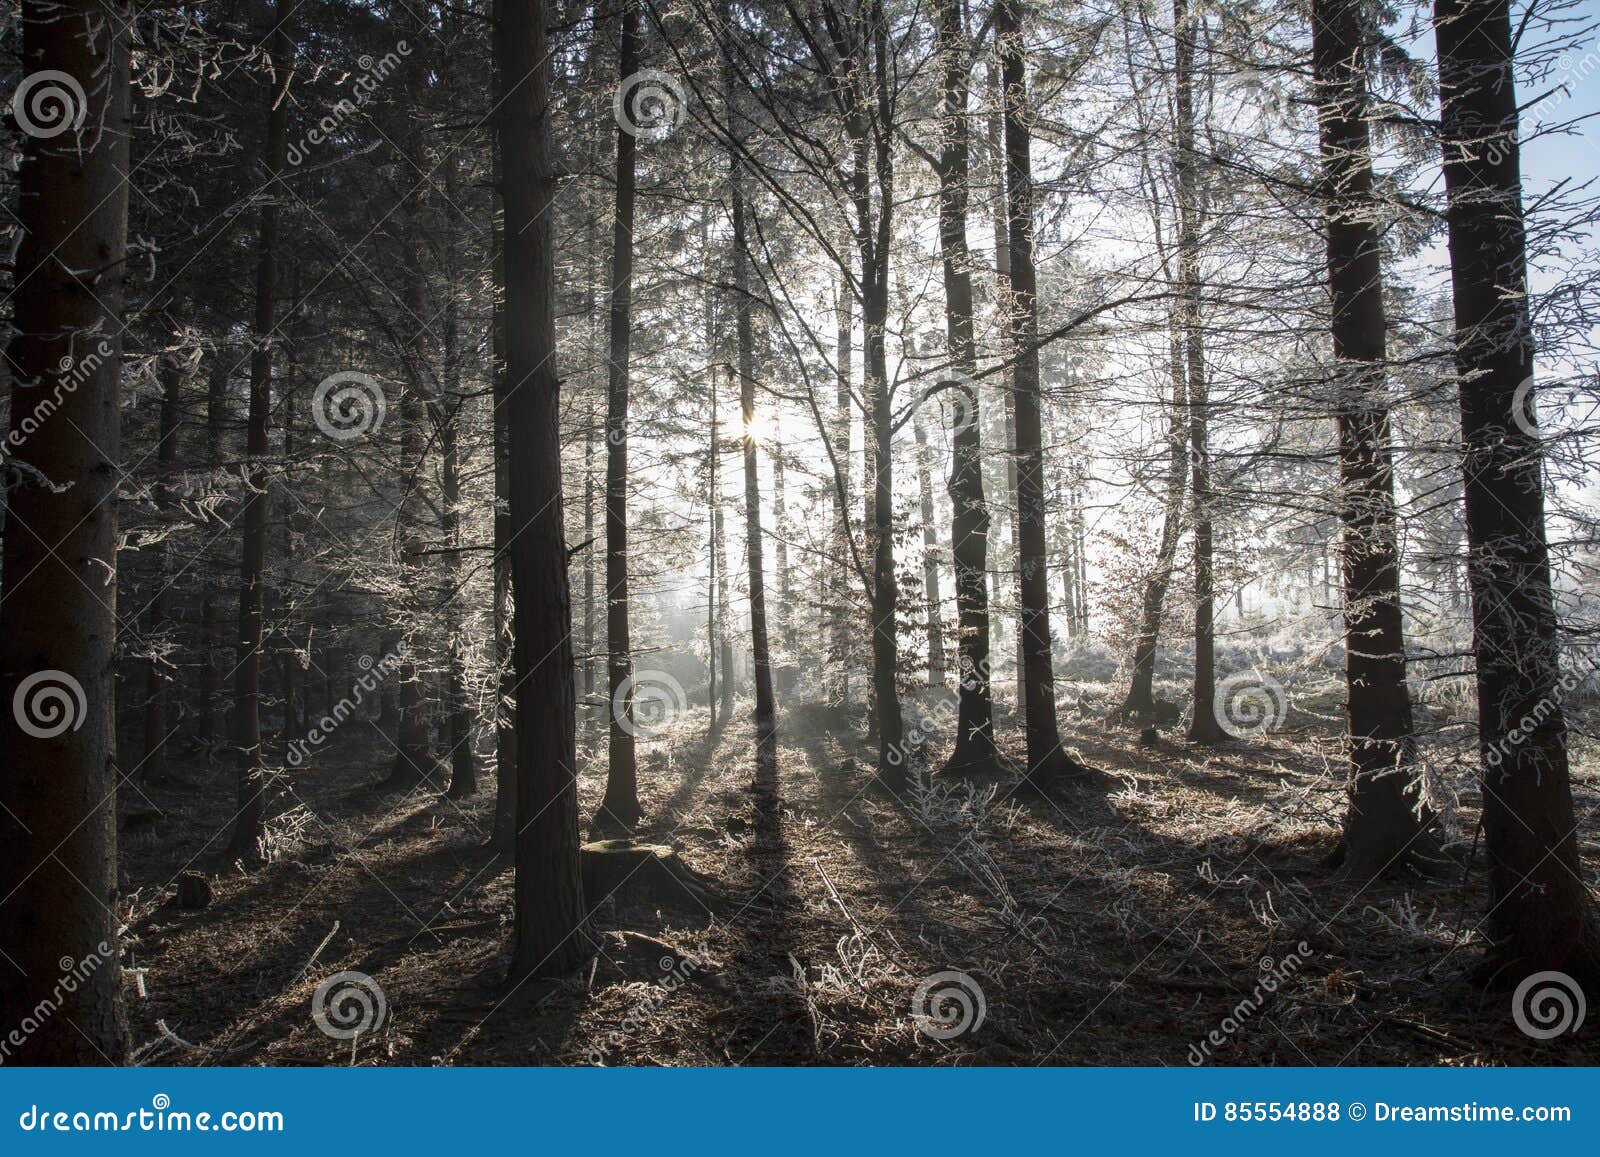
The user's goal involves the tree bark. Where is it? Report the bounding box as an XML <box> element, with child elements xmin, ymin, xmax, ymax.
<box><xmin>227</xmin><ymin>0</ymin><xmax>292</xmax><ymax>859</ymax></box>
<box><xmin>996</xmin><ymin>0</ymin><xmax>1081</xmax><ymax>781</ymax></box>
<box><xmin>498</xmin><ymin>0</ymin><xmax>590</xmax><ymax>979</ymax></box>
<box><xmin>1433</xmin><ymin>0</ymin><xmax>1600</xmax><ymax>976</ymax></box>
<box><xmin>934</xmin><ymin>0</ymin><xmax>1000</xmax><ymax>774</ymax></box>
<box><xmin>0</xmin><ymin>0</ymin><xmax>133</xmax><ymax>1063</ymax></box>
<box><xmin>599</xmin><ymin>0</ymin><xmax>642</xmax><ymax>830</ymax></box>
<box><xmin>1312</xmin><ymin>0</ymin><xmax>1435</xmax><ymax>876</ymax></box>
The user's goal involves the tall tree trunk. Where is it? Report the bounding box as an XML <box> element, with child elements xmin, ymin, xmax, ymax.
<box><xmin>497</xmin><ymin>0</ymin><xmax>590</xmax><ymax>979</ymax></box>
<box><xmin>997</xmin><ymin>0</ymin><xmax>1081</xmax><ymax>781</ymax></box>
<box><xmin>831</xmin><ymin>255</ymin><xmax>853</xmax><ymax>705</ymax></box>
<box><xmin>441</xmin><ymin>312</ymin><xmax>475</xmax><ymax>798</ymax></box>
<box><xmin>914</xmin><ymin>412</ymin><xmax>947</xmax><ymax>686</ymax></box>
<box><xmin>599</xmin><ymin>0</ymin><xmax>642</xmax><ymax>830</ymax></box>
<box><xmin>1119</xmin><ymin>303</ymin><xmax>1188</xmax><ymax>737</ymax></box>
<box><xmin>724</xmin><ymin>7</ymin><xmax>778</xmax><ymax>777</ymax></box>
<box><xmin>1313</xmin><ymin>0</ymin><xmax>1435</xmax><ymax>876</ymax></box>
<box><xmin>227</xmin><ymin>1</ymin><xmax>292</xmax><ymax>859</ymax></box>
<box><xmin>1434</xmin><ymin>0</ymin><xmax>1600</xmax><ymax>977</ymax></box>
<box><xmin>935</xmin><ymin>0</ymin><xmax>1000</xmax><ymax>774</ymax></box>
<box><xmin>1174</xmin><ymin>0</ymin><xmax>1223</xmax><ymax>745</ymax></box>
<box><xmin>0</xmin><ymin>0</ymin><xmax>132</xmax><ymax>1063</ymax></box>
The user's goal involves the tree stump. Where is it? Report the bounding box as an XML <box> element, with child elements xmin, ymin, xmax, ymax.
<box><xmin>174</xmin><ymin>871</ymin><xmax>214</xmax><ymax>910</ymax></box>
<box><xmin>580</xmin><ymin>839</ymin><xmax>707</xmax><ymax>912</ymax></box>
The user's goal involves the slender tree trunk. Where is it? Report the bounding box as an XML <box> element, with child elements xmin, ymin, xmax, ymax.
<box><xmin>599</xmin><ymin>0</ymin><xmax>642</xmax><ymax>830</ymax></box>
<box><xmin>997</xmin><ymin>0</ymin><xmax>1080</xmax><ymax>781</ymax></box>
<box><xmin>228</xmin><ymin>1</ymin><xmax>291</xmax><ymax>859</ymax></box>
<box><xmin>832</xmin><ymin>257</ymin><xmax>854</xmax><ymax>705</ymax></box>
<box><xmin>914</xmin><ymin>413</ymin><xmax>947</xmax><ymax>686</ymax></box>
<box><xmin>1312</xmin><ymin>0</ymin><xmax>1435</xmax><ymax>876</ymax></box>
<box><xmin>441</xmin><ymin>325</ymin><xmax>475</xmax><ymax>798</ymax></box>
<box><xmin>724</xmin><ymin>8</ymin><xmax>778</xmax><ymax>777</ymax></box>
<box><xmin>1434</xmin><ymin>0</ymin><xmax>1600</xmax><ymax>976</ymax></box>
<box><xmin>1174</xmin><ymin>0</ymin><xmax>1223</xmax><ymax>745</ymax></box>
<box><xmin>935</xmin><ymin>0</ymin><xmax>1000</xmax><ymax>773</ymax></box>
<box><xmin>497</xmin><ymin>0</ymin><xmax>590</xmax><ymax>979</ymax></box>
<box><xmin>1120</xmin><ymin>303</ymin><xmax>1188</xmax><ymax>737</ymax></box>
<box><xmin>0</xmin><ymin>0</ymin><xmax>133</xmax><ymax>1063</ymax></box>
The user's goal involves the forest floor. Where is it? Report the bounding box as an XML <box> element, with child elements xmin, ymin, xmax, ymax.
<box><xmin>117</xmin><ymin>685</ymin><xmax>1599</xmax><ymax>1066</ymax></box>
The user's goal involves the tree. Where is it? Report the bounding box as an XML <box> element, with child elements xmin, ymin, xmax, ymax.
<box><xmin>996</xmin><ymin>0</ymin><xmax>1085</xmax><ymax>781</ymax></box>
<box><xmin>1433</xmin><ymin>0</ymin><xmax>1600</xmax><ymax>978</ymax></box>
<box><xmin>0</xmin><ymin>0</ymin><xmax>133</xmax><ymax>1064</ymax></box>
<box><xmin>1311</xmin><ymin>0</ymin><xmax>1436</xmax><ymax>877</ymax></box>
<box><xmin>227</xmin><ymin>0</ymin><xmax>292</xmax><ymax>860</ymax></box>
<box><xmin>498</xmin><ymin>0</ymin><xmax>590</xmax><ymax>981</ymax></box>
<box><xmin>933</xmin><ymin>0</ymin><xmax>1001</xmax><ymax>775</ymax></box>
<box><xmin>599</xmin><ymin>0</ymin><xmax>643</xmax><ymax>831</ymax></box>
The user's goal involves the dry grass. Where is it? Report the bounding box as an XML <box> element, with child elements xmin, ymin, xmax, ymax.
<box><xmin>116</xmin><ymin>690</ymin><xmax>1599</xmax><ymax>1066</ymax></box>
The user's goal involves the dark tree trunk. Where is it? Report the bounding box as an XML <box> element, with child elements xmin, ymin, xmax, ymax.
<box><xmin>1313</xmin><ymin>0</ymin><xmax>1435</xmax><ymax>877</ymax></box>
<box><xmin>831</xmin><ymin>256</ymin><xmax>853</xmax><ymax>705</ymax></box>
<box><xmin>599</xmin><ymin>0</ymin><xmax>642</xmax><ymax>830</ymax></box>
<box><xmin>723</xmin><ymin>9</ymin><xmax>778</xmax><ymax>778</ymax></box>
<box><xmin>934</xmin><ymin>0</ymin><xmax>1000</xmax><ymax>775</ymax></box>
<box><xmin>1174</xmin><ymin>0</ymin><xmax>1223</xmax><ymax>745</ymax></box>
<box><xmin>0</xmin><ymin>0</ymin><xmax>132</xmax><ymax>1064</ymax></box>
<box><xmin>997</xmin><ymin>0</ymin><xmax>1080</xmax><ymax>781</ymax></box>
<box><xmin>1119</xmin><ymin>305</ymin><xmax>1188</xmax><ymax>737</ymax></box>
<box><xmin>1433</xmin><ymin>0</ymin><xmax>1600</xmax><ymax>977</ymax></box>
<box><xmin>497</xmin><ymin>0</ymin><xmax>590</xmax><ymax>979</ymax></box>
<box><xmin>441</xmin><ymin>306</ymin><xmax>476</xmax><ymax>799</ymax></box>
<box><xmin>227</xmin><ymin>1</ymin><xmax>291</xmax><ymax>859</ymax></box>
<box><xmin>913</xmin><ymin>413</ymin><xmax>947</xmax><ymax>686</ymax></box>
